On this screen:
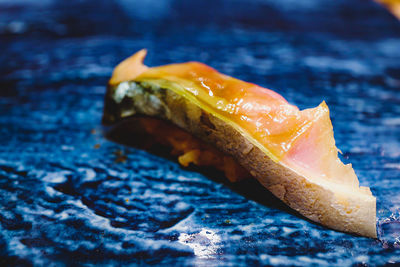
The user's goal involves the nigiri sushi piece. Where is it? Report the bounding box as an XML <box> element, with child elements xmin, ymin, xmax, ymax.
<box><xmin>103</xmin><ymin>50</ymin><xmax>376</xmax><ymax>238</ymax></box>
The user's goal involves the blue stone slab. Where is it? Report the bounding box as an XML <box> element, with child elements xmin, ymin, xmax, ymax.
<box><xmin>0</xmin><ymin>0</ymin><xmax>399</xmax><ymax>265</ymax></box>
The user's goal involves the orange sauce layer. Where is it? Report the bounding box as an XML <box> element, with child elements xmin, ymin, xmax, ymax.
<box><xmin>111</xmin><ymin>50</ymin><xmax>359</xmax><ymax>186</ymax></box>
<box><xmin>137</xmin><ymin>117</ymin><xmax>251</xmax><ymax>182</ymax></box>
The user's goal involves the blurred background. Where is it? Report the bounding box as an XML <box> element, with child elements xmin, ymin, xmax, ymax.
<box><xmin>0</xmin><ymin>0</ymin><xmax>399</xmax><ymax>266</ymax></box>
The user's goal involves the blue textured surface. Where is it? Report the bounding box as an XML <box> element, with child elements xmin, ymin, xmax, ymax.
<box><xmin>1</xmin><ymin>0</ymin><xmax>400</xmax><ymax>266</ymax></box>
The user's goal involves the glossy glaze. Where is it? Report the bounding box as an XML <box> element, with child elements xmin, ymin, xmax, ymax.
<box><xmin>114</xmin><ymin>52</ymin><xmax>360</xmax><ymax>186</ymax></box>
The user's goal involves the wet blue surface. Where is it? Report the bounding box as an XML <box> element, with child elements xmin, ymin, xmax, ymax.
<box><xmin>1</xmin><ymin>0</ymin><xmax>400</xmax><ymax>266</ymax></box>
